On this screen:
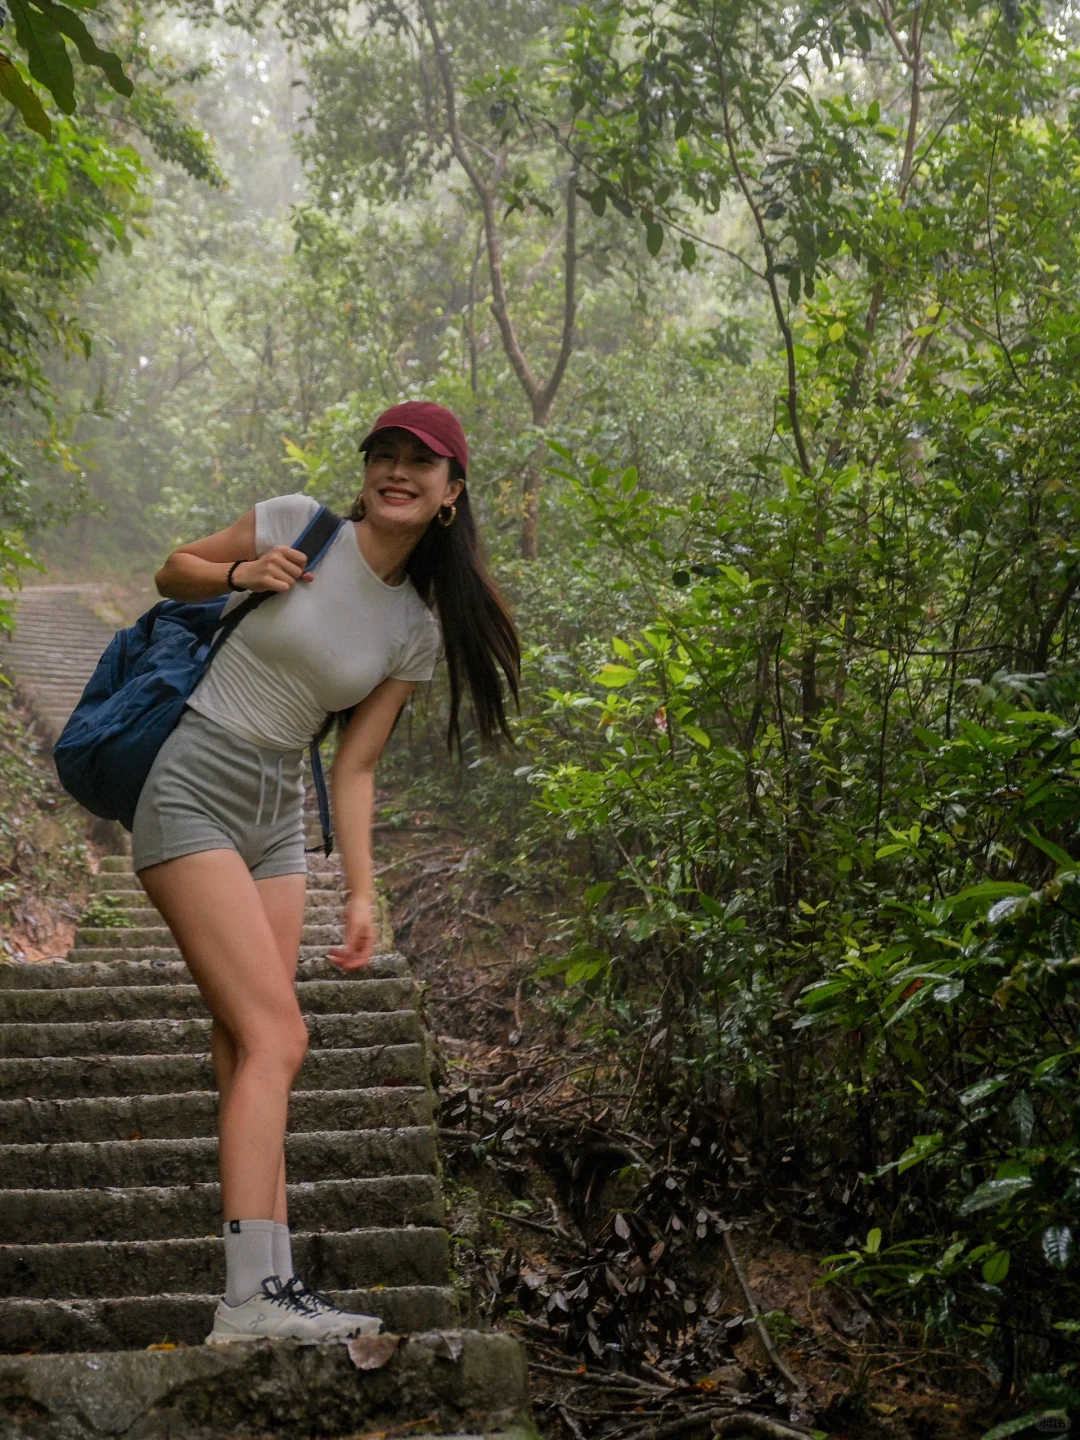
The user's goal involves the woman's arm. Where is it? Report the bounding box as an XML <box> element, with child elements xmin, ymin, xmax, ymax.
<box><xmin>154</xmin><ymin>509</ymin><xmax>315</xmax><ymax>602</ymax></box>
<box><xmin>328</xmin><ymin>677</ymin><xmax>415</xmax><ymax>971</ymax></box>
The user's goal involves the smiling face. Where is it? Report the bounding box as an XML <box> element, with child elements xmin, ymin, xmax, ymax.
<box><xmin>361</xmin><ymin>428</ymin><xmax>464</xmax><ymax>533</ymax></box>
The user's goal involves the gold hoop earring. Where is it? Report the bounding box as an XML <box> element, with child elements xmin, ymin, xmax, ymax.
<box><xmin>355</xmin><ymin>493</ymin><xmax>367</xmax><ymax>519</ymax></box>
<box><xmin>438</xmin><ymin>503</ymin><xmax>457</xmax><ymax>529</ymax></box>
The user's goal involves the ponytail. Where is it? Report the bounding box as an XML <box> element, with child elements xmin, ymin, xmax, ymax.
<box><xmin>349</xmin><ymin>475</ymin><xmax>520</xmax><ymax>751</ymax></box>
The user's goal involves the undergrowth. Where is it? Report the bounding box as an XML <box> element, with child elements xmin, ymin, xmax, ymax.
<box><xmin>0</xmin><ymin>682</ymin><xmax>91</xmax><ymax>957</ymax></box>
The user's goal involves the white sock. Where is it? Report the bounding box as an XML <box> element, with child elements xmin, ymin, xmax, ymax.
<box><xmin>222</xmin><ymin>1219</ymin><xmax>276</xmax><ymax>1307</ymax></box>
<box><xmin>272</xmin><ymin>1223</ymin><xmax>294</xmax><ymax>1282</ymax></box>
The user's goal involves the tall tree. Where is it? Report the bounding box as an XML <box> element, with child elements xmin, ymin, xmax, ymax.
<box><xmin>298</xmin><ymin>0</ymin><xmax>591</xmax><ymax>557</ymax></box>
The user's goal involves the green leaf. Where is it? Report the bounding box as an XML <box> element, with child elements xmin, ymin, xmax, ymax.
<box><xmin>8</xmin><ymin>0</ymin><xmax>75</xmax><ymax>114</ymax></box>
<box><xmin>895</xmin><ymin>1132</ymin><xmax>942</xmax><ymax>1174</ymax></box>
<box><xmin>864</xmin><ymin>1227</ymin><xmax>881</xmax><ymax>1254</ymax></box>
<box><xmin>33</xmin><ymin>0</ymin><xmax>132</xmax><ymax>96</ymax></box>
<box><xmin>682</xmin><ymin>725</ymin><xmax>710</xmax><ymax>747</ymax></box>
<box><xmin>583</xmin><ymin>881</ymin><xmax>613</xmax><ymax>906</ymax></box>
<box><xmin>982</xmin><ymin>1413</ymin><xmax>1067</xmax><ymax>1440</ymax></box>
<box><xmin>596</xmin><ymin>664</ymin><xmax>636</xmax><ymax>688</ymax></box>
<box><xmin>645</xmin><ymin>220</ymin><xmax>664</xmax><ymax>256</ymax></box>
<box><xmin>981</xmin><ymin>1249</ymin><xmax>1010</xmax><ymax>1284</ymax></box>
<box><xmin>943</xmin><ymin>881</ymin><xmax>1030</xmax><ymax>917</ymax></box>
<box><xmin>1011</xmin><ymin>1091</ymin><xmax>1034</xmax><ymax>1146</ymax></box>
<box><xmin>589</xmin><ymin>187</ymin><xmax>606</xmax><ymax>217</ymax></box>
<box><xmin>679</xmin><ymin>237</ymin><xmax>697</xmax><ymax>269</ymax></box>
<box><xmin>1021</xmin><ymin>826</ymin><xmax>1076</xmax><ymax>870</ymax></box>
<box><xmin>0</xmin><ymin>49</ymin><xmax>52</xmax><ymax>136</ymax></box>
<box><xmin>958</xmin><ymin>1176</ymin><xmax>1031</xmax><ymax>1215</ymax></box>
<box><xmin>698</xmin><ymin>892</ymin><xmax>725</xmax><ymax>919</ymax></box>
<box><xmin>1042</xmin><ymin>1225</ymin><xmax>1073</xmax><ymax>1269</ymax></box>
<box><xmin>960</xmin><ymin>1075</ymin><xmax>1007</xmax><ymax>1106</ymax></box>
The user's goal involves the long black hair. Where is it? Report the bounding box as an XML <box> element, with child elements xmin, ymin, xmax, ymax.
<box><xmin>349</xmin><ymin>468</ymin><xmax>520</xmax><ymax>751</ymax></box>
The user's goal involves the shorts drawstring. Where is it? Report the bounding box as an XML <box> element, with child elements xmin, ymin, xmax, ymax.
<box><xmin>253</xmin><ymin>751</ymin><xmax>286</xmax><ymax>830</ymax></box>
<box><xmin>269</xmin><ymin>753</ymin><xmax>284</xmax><ymax>829</ymax></box>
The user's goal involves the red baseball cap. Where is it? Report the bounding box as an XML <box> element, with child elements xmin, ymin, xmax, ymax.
<box><xmin>360</xmin><ymin>401</ymin><xmax>469</xmax><ymax>477</ymax></box>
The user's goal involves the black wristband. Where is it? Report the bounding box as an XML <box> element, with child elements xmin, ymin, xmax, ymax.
<box><xmin>226</xmin><ymin>560</ymin><xmax>249</xmax><ymax>592</ymax></box>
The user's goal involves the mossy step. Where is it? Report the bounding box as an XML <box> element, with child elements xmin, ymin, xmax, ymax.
<box><xmin>98</xmin><ymin>855</ymin><xmax>343</xmax><ymax>876</ymax></box>
<box><xmin>0</xmin><ymin>1043</ymin><xmax>429</xmax><ymax>1100</ymax></box>
<box><xmin>0</xmin><ymin>1085</ymin><xmax>433</xmax><ymax>1144</ymax></box>
<box><xmin>0</xmin><ymin>1009</ymin><xmax>422</xmax><ymax>1058</ymax></box>
<box><xmin>0</xmin><ymin>953</ymin><xmax>408</xmax><ymax>990</ymax></box>
<box><xmin>1</xmin><ymin>976</ymin><xmax>416</xmax><ymax>1024</ymax></box>
<box><xmin>0</xmin><ymin>1331</ymin><xmax>528</xmax><ymax>1436</ymax></box>
<box><xmin>0</xmin><ymin>1174</ymin><xmax>444</xmax><ymax>1245</ymax></box>
<box><xmin>73</xmin><ymin>924</ymin><xmax>344</xmax><ymax>948</ymax></box>
<box><xmin>0</xmin><ymin>1285</ymin><xmax>460</xmax><ymax>1355</ymax></box>
<box><xmin>0</xmin><ymin>1226</ymin><xmax>449</xmax><ymax>1300</ymax></box>
<box><xmin>0</xmin><ymin>1126</ymin><xmax>438</xmax><ymax>1189</ymax></box>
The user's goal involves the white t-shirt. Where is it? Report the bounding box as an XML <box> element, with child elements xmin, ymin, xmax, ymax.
<box><xmin>187</xmin><ymin>493</ymin><xmax>441</xmax><ymax>750</ymax></box>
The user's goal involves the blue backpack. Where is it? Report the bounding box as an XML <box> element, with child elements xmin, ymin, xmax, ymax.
<box><xmin>53</xmin><ymin>505</ymin><xmax>345</xmax><ymax>852</ymax></box>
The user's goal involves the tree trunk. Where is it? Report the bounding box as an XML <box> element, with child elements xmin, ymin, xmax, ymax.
<box><xmin>520</xmin><ymin>401</ymin><xmax>551</xmax><ymax>561</ymax></box>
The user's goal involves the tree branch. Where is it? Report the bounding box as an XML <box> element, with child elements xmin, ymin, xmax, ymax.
<box><xmin>416</xmin><ymin>0</ymin><xmax>540</xmax><ymax>404</ymax></box>
<box><xmin>1034</xmin><ymin>574</ymin><xmax>1080</xmax><ymax>671</ymax></box>
<box><xmin>708</xmin><ymin>25</ymin><xmax>812</xmax><ymax>476</ymax></box>
<box><xmin>538</xmin><ymin>166</ymin><xmax>578</xmax><ymax>416</ymax></box>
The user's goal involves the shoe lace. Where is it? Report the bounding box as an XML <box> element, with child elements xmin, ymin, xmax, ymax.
<box><xmin>261</xmin><ymin>1275</ymin><xmax>316</xmax><ymax>1314</ymax></box>
<box><xmin>292</xmin><ymin>1278</ymin><xmax>337</xmax><ymax>1312</ymax></box>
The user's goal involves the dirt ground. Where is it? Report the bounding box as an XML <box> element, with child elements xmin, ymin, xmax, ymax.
<box><xmin>371</xmin><ymin>795</ymin><xmax>999</xmax><ymax>1440</ymax></box>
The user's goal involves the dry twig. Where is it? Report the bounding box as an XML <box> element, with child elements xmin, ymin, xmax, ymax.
<box><xmin>722</xmin><ymin>1229</ymin><xmax>806</xmax><ymax>1401</ymax></box>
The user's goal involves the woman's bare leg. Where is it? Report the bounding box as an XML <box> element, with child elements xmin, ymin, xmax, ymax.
<box><xmin>209</xmin><ymin>873</ymin><xmax>306</xmax><ymax>1225</ymax></box>
<box><xmin>139</xmin><ymin>850</ymin><xmax>308</xmax><ymax>1219</ymax></box>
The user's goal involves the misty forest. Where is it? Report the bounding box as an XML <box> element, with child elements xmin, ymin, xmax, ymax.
<box><xmin>2</xmin><ymin>0</ymin><xmax>1080</xmax><ymax>1430</ymax></box>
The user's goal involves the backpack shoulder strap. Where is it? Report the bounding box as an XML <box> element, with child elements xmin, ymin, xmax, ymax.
<box><xmin>207</xmin><ymin>504</ymin><xmax>344</xmax><ymax>660</ymax></box>
<box><xmin>202</xmin><ymin>502</ymin><xmax>346</xmax><ymax>858</ymax></box>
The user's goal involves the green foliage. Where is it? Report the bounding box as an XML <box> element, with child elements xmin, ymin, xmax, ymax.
<box><xmin>1</xmin><ymin>0</ymin><xmax>131</xmax><ymax>138</ymax></box>
<box><xmin>0</xmin><ymin>683</ymin><xmax>90</xmax><ymax>924</ymax></box>
<box><xmin>79</xmin><ymin>893</ymin><xmax>132</xmax><ymax>927</ymax></box>
<box><xmin>443</xmin><ymin>0</ymin><xmax>1080</xmax><ymax>1390</ymax></box>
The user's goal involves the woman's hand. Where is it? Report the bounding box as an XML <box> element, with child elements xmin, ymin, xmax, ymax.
<box><xmin>232</xmin><ymin>546</ymin><xmax>315</xmax><ymax>594</ymax></box>
<box><xmin>329</xmin><ymin>894</ymin><xmax>377</xmax><ymax>971</ymax></box>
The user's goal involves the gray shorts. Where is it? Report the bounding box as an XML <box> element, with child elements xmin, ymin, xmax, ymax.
<box><xmin>131</xmin><ymin>708</ymin><xmax>307</xmax><ymax>880</ymax></box>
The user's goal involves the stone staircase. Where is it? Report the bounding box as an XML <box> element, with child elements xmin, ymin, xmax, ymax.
<box><xmin>0</xmin><ymin>860</ymin><xmax>527</xmax><ymax>1437</ymax></box>
<box><xmin>0</xmin><ymin>593</ymin><xmax>529</xmax><ymax>1438</ymax></box>
<box><xmin>1</xmin><ymin>586</ymin><xmax>115</xmax><ymax>746</ymax></box>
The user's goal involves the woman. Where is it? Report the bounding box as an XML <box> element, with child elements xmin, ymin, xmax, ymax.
<box><xmin>136</xmin><ymin>401</ymin><xmax>519</xmax><ymax>1344</ymax></box>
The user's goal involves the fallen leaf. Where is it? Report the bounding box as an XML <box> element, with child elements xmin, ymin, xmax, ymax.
<box><xmin>347</xmin><ymin>1334</ymin><xmax>401</xmax><ymax>1370</ymax></box>
<box><xmin>145</xmin><ymin>1342</ymin><xmax>177</xmax><ymax>1352</ymax></box>
<box><xmin>872</xmin><ymin>1403</ymin><xmax>899</xmax><ymax>1416</ymax></box>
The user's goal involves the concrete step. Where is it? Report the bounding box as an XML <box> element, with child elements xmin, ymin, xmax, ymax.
<box><xmin>1</xmin><ymin>976</ymin><xmax>416</xmax><ymax>1023</ymax></box>
<box><xmin>0</xmin><ymin>1284</ymin><xmax>460</xmax><ymax>1354</ymax></box>
<box><xmin>96</xmin><ymin>856</ymin><xmax>342</xmax><ymax>876</ymax></box>
<box><xmin>74</xmin><ymin>923</ymin><xmax>345</xmax><ymax>948</ymax></box>
<box><xmin>0</xmin><ymin>1226</ymin><xmax>450</xmax><ymax>1300</ymax></box>
<box><xmin>87</xmin><ymin>873</ymin><xmax>342</xmax><ymax>899</ymax></box>
<box><xmin>0</xmin><ymin>1085</ymin><xmax>433</xmax><ymax>1143</ymax></box>
<box><xmin>50</xmin><ymin>943</ymin><xmax>376</xmax><ymax>967</ymax></box>
<box><xmin>0</xmin><ymin>1008</ymin><xmax>423</xmax><ymax>1058</ymax></box>
<box><xmin>0</xmin><ymin>1043</ymin><xmax>429</xmax><ymax>1100</ymax></box>
<box><xmin>0</xmin><ymin>1174</ymin><xmax>444</xmax><ymax>1244</ymax></box>
<box><xmin>0</xmin><ymin>1126</ymin><xmax>438</xmax><ymax>1189</ymax></box>
<box><xmin>0</xmin><ymin>952</ymin><xmax>408</xmax><ymax>990</ymax></box>
<box><xmin>78</xmin><ymin>904</ymin><xmax>343</xmax><ymax>927</ymax></box>
<box><xmin>0</xmin><ymin>1332</ymin><xmax>527</xmax><ymax>1436</ymax></box>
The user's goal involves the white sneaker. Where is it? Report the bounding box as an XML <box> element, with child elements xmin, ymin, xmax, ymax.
<box><xmin>205</xmin><ymin>1275</ymin><xmax>337</xmax><ymax>1345</ymax></box>
<box><xmin>291</xmin><ymin>1279</ymin><xmax>383</xmax><ymax>1339</ymax></box>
